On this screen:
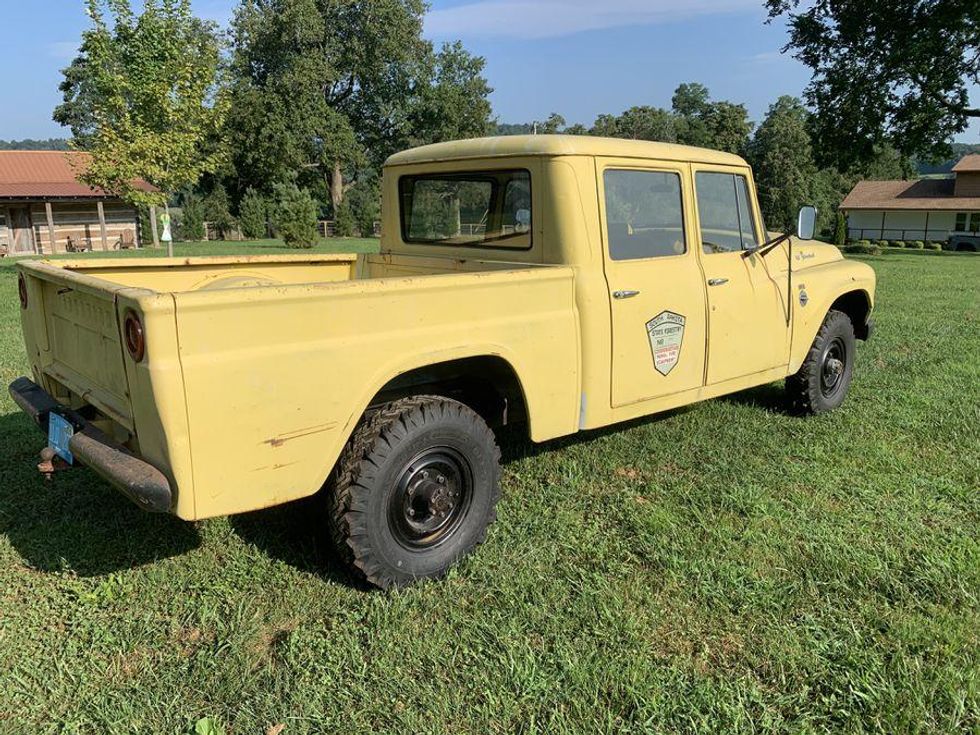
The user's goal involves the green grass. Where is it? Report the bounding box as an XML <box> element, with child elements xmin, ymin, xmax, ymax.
<box><xmin>0</xmin><ymin>247</ymin><xmax>977</xmax><ymax>733</ymax></box>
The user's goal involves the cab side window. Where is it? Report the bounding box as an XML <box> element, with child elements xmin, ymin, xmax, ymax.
<box><xmin>695</xmin><ymin>172</ymin><xmax>761</xmax><ymax>254</ymax></box>
<box><xmin>604</xmin><ymin>170</ymin><xmax>686</xmax><ymax>261</ymax></box>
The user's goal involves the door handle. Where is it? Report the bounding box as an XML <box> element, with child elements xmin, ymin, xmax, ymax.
<box><xmin>708</xmin><ymin>278</ymin><xmax>729</xmax><ymax>287</ymax></box>
<box><xmin>613</xmin><ymin>290</ymin><xmax>641</xmax><ymax>300</ymax></box>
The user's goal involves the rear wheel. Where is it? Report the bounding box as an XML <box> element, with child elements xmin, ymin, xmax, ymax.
<box><xmin>325</xmin><ymin>395</ymin><xmax>501</xmax><ymax>589</ymax></box>
<box><xmin>786</xmin><ymin>309</ymin><xmax>856</xmax><ymax>415</ymax></box>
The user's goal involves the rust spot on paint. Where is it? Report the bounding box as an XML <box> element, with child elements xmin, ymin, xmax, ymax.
<box><xmin>264</xmin><ymin>422</ymin><xmax>336</xmax><ymax>447</ymax></box>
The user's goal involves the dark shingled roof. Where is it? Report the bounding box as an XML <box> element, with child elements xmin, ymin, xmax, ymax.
<box><xmin>840</xmin><ymin>178</ymin><xmax>980</xmax><ymax>211</ymax></box>
<box><xmin>0</xmin><ymin>150</ymin><xmax>156</xmax><ymax>199</ymax></box>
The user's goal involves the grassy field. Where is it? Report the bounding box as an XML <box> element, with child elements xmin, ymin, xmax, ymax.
<box><xmin>0</xmin><ymin>245</ymin><xmax>976</xmax><ymax>733</ymax></box>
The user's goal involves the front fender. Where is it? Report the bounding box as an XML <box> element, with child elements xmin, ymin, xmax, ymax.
<box><xmin>788</xmin><ymin>259</ymin><xmax>876</xmax><ymax>374</ymax></box>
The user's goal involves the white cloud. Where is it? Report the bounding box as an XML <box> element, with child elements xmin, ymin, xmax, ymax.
<box><xmin>47</xmin><ymin>41</ymin><xmax>79</xmax><ymax>61</ymax></box>
<box><xmin>426</xmin><ymin>0</ymin><xmax>761</xmax><ymax>40</ymax></box>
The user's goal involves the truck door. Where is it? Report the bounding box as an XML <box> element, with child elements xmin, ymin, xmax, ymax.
<box><xmin>598</xmin><ymin>162</ymin><xmax>708</xmax><ymax>408</ymax></box>
<box><xmin>693</xmin><ymin>168</ymin><xmax>790</xmax><ymax>384</ymax></box>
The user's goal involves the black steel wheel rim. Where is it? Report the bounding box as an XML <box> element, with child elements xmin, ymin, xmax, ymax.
<box><xmin>820</xmin><ymin>337</ymin><xmax>847</xmax><ymax>397</ymax></box>
<box><xmin>389</xmin><ymin>447</ymin><xmax>474</xmax><ymax>550</ymax></box>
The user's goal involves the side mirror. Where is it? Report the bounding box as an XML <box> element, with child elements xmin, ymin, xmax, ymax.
<box><xmin>797</xmin><ymin>206</ymin><xmax>817</xmax><ymax>241</ymax></box>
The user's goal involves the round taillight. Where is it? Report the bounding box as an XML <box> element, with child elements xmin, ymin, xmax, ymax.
<box><xmin>18</xmin><ymin>274</ymin><xmax>28</xmax><ymax>310</ymax></box>
<box><xmin>124</xmin><ymin>311</ymin><xmax>145</xmax><ymax>362</ymax></box>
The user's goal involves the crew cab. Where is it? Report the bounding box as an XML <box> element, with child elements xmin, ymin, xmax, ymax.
<box><xmin>10</xmin><ymin>136</ymin><xmax>876</xmax><ymax>588</ymax></box>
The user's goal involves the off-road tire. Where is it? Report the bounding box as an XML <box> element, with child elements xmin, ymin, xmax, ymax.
<box><xmin>325</xmin><ymin>395</ymin><xmax>501</xmax><ymax>589</ymax></box>
<box><xmin>786</xmin><ymin>309</ymin><xmax>856</xmax><ymax>415</ymax></box>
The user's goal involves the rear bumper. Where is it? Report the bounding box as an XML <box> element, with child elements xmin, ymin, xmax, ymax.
<box><xmin>8</xmin><ymin>377</ymin><xmax>173</xmax><ymax>513</ymax></box>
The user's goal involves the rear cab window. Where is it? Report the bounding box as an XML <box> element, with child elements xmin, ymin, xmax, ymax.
<box><xmin>603</xmin><ymin>169</ymin><xmax>687</xmax><ymax>261</ymax></box>
<box><xmin>695</xmin><ymin>171</ymin><xmax>762</xmax><ymax>254</ymax></box>
<box><xmin>399</xmin><ymin>170</ymin><xmax>532</xmax><ymax>249</ymax></box>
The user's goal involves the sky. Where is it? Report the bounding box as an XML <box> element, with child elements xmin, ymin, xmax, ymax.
<box><xmin>2</xmin><ymin>0</ymin><xmax>977</xmax><ymax>143</ymax></box>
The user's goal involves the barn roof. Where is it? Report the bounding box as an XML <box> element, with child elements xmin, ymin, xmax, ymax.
<box><xmin>0</xmin><ymin>150</ymin><xmax>156</xmax><ymax>199</ymax></box>
<box><xmin>839</xmin><ymin>178</ymin><xmax>980</xmax><ymax>211</ymax></box>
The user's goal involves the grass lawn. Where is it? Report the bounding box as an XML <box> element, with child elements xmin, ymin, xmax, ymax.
<box><xmin>0</xmin><ymin>247</ymin><xmax>976</xmax><ymax>733</ymax></box>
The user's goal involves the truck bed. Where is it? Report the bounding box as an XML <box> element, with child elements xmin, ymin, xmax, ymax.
<box><xmin>16</xmin><ymin>253</ymin><xmax>580</xmax><ymax>520</ymax></box>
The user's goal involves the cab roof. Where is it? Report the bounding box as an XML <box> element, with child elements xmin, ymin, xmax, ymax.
<box><xmin>385</xmin><ymin>135</ymin><xmax>748</xmax><ymax>168</ymax></box>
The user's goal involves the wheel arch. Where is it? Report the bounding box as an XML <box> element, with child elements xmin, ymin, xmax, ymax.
<box><xmin>367</xmin><ymin>354</ymin><xmax>531</xmax><ymax>436</ymax></box>
<box><xmin>829</xmin><ymin>289</ymin><xmax>873</xmax><ymax>341</ymax></box>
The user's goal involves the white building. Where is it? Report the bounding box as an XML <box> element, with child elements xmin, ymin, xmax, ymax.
<box><xmin>841</xmin><ymin>154</ymin><xmax>980</xmax><ymax>250</ymax></box>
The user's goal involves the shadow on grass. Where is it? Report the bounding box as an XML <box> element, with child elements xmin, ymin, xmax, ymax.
<box><xmin>496</xmin><ymin>405</ymin><xmax>696</xmax><ymax>465</ymax></box>
<box><xmin>229</xmin><ymin>499</ymin><xmax>366</xmax><ymax>589</ymax></box>
<box><xmin>0</xmin><ymin>411</ymin><xmax>200</xmax><ymax>577</ymax></box>
<box><xmin>717</xmin><ymin>381</ymin><xmax>792</xmax><ymax>414</ymax></box>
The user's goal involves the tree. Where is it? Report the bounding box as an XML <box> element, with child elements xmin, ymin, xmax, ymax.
<box><xmin>271</xmin><ymin>183</ymin><xmax>319</xmax><ymax>248</ymax></box>
<box><xmin>671</xmin><ymin>84</ymin><xmax>752</xmax><ymax>153</ymax></box>
<box><xmin>833</xmin><ymin>212</ymin><xmax>848</xmax><ymax>246</ymax></box>
<box><xmin>55</xmin><ymin>0</ymin><xmax>228</xmax><ymax>255</ymax></box>
<box><xmin>590</xmin><ymin>114</ymin><xmax>621</xmax><ymax>138</ymax></box>
<box><xmin>614</xmin><ymin>106</ymin><xmax>677</xmax><ymax>142</ymax></box>
<box><xmin>749</xmin><ymin>96</ymin><xmax>817</xmax><ymax>233</ymax></box>
<box><xmin>766</xmin><ymin>0</ymin><xmax>980</xmax><ymax>165</ymax></box>
<box><xmin>405</xmin><ymin>42</ymin><xmax>493</xmax><ymax>147</ymax></box>
<box><xmin>701</xmin><ymin>102</ymin><xmax>752</xmax><ymax>155</ymax></box>
<box><xmin>239</xmin><ymin>188</ymin><xmax>268</xmax><ymax>239</ymax></box>
<box><xmin>537</xmin><ymin>113</ymin><xmax>567</xmax><ymax>134</ymax></box>
<box><xmin>202</xmin><ymin>185</ymin><xmax>236</xmax><ymax>239</ymax></box>
<box><xmin>180</xmin><ymin>193</ymin><xmax>205</xmax><ymax>241</ymax></box>
<box><xmin>227</xmin><ymin>0</ymin><xmax>492</xmax><ymax>209</ymax></box>
<box><xmin>345</xmin><ymin>171</ymin><xmax>381</xmax><ymax>237</ymax></box>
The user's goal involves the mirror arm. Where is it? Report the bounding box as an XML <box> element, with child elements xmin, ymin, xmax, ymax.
<box><xmin>743</xmin><ymin>232</ymin><xmax>791</xmax><ymax>258</ymax></box>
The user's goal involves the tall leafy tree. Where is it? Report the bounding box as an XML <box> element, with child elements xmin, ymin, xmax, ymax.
<box><xmin>766</xmin><ymin>0</ymin><xmax>980</xmax><ymax>165</ymax></box>
<box><xmin>671</xmin><ymin>84</ymin><xmax>752</xmax><ymax>154</ymax></box>
<box><xmin>405</xmin><ymin>42</ymin><xmax>493</xmax><ymax>146</ymax></box>
<box><xmin>613</xmin><ymin>106</ymin><xmax>677</xmax><ymax>142</ymax></box>
<box><xmin>227</xmin><ymin>0</ymin><xmax>491</xmax><ymax>210</ymax></box>
<box><xmin>749</xmin><ymin>96</ymin><xmax>817</xmax><ymax>233</ymax></box>
<box><xmin>55</xmin><ymin>0</ymin><xmax>228</xmax><ymax>219</ymax></box>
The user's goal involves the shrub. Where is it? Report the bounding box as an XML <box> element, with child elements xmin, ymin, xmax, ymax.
<box><xmin>925</xmin><ymin>241</ymin><xmax>942</xmax><ymax>251</ymax></box>
<box><xmin>333</xmin><ymin>200</ymin><xmax>356</xmax><ymax>237</ymax></box>
<box><xmin>858</xmin><ymin>240</ymin><xmax>871</xmax><ymax>247</ymax></box>
<box><xmin>843</xmin><ymin>243</ymin><xmax>880</xmax><ymax>255</ymax></box>
<box><xmin>905</xmin><ymin>240</ymin><xmax>924</xmax><ymax>249</ymax></box>
<box><xmin>180</xmin><ymin>194</ymin><xmax>205</xmax><ymax>241</ymax></box>
<box><xmin>833</xmin><ymin>214</ymin><xmax>847</xmax><ymax>246</ymax></box>
<box><xmin>271</xmin><ymin>183</ymin><xmax>319</xmax><ymax>248</ymax></box>
<box><xmin>203</xmin><ymin>186</ymin><xmax>237</xmax><ymax>239</ymax></box>
<box><xmin>873</xmin><ymin>240</ymin><xmax>889</xmax><ymax>249</ymax></box>
<box><xmin>239</xmin><ymin>188</ymin><xmax>268</xmax><ymax>239</ymax></box>
<box><xmin>888</xmin><ymin>240</ymin><xmax>905</xmax><ymax>248</ymax></box>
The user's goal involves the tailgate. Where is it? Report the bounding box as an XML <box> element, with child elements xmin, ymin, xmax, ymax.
<box><xmin>22</xmin><ymin>265</ymin><xmax>134</xmax><ymax>429</ymax></box>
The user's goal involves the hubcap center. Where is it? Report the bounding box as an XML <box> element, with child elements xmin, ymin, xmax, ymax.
<box><xmin>406</xmin><ymin>472</ymin><xmax>455</xmax><ymax>522</ymax></box>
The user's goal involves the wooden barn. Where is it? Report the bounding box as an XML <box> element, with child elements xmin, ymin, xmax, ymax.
<box><xmin>0</xmin><ymin>150</ymin><xmax>155</xmax><ymax>255</ymax></box>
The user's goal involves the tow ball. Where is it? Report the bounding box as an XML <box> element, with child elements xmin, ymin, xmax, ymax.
<box><xmin>37</xmin><ymin>447</ymin><xmax>71</xmax><ymax>480</ymax></box>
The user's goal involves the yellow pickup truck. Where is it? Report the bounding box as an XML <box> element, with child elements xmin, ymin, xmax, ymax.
<box><xmin>10</xmin><ymin>136</ymin><xmax>875</xmax><ymax>588</ymax></box>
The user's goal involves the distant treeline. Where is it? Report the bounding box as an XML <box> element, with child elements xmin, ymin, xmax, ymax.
<box><xmin>914</xmin><ymin>143</ymin><xmax>980</xmax><ymax>175</ymax></box>
<box><xmin>0</xmin><ymin>138</ymin><xmax>70</xmax><ymax>151</ymax></box>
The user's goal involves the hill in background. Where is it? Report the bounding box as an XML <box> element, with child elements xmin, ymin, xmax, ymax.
<box><xmin>0</xmin><ymin>138</ymin><xmax>70</xmax><ymax>151</ymax></box>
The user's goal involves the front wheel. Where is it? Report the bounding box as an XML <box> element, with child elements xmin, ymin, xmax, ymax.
<box><xmin>786</xmin><ymin>309</ymin><xmax>856</xmax><ymax>415</ymax></box>
<box><xmin>325</xmin><ymin>395</ymin><xmax>501</xmax><ymax>589</ymax></box>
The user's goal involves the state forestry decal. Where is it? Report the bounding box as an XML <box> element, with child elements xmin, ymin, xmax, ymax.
<box><xmin>646</xmin><ymin>311</ymin><xmax>686</xmax><ymax>376</ymax></box>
